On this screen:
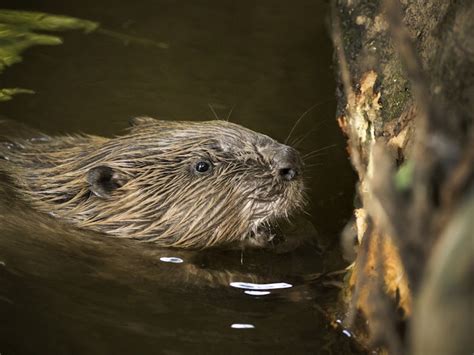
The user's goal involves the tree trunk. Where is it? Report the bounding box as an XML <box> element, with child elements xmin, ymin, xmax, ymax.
<box><xmin>331</xmin><ymin>0</ymin><xmax>473</xmax><ymax>353</ymax></box>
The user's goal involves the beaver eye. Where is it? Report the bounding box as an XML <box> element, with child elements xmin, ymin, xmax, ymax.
<box><xmin>195</xmin><ymin>160</ymin><xmax>211</xmax><ymax>173</ymax></box>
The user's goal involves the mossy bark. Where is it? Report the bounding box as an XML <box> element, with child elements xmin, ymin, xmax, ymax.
<box><xmin>332</xmin><ymin>0</ymin><xmax>473</xmax><ymax>353</ymax></box>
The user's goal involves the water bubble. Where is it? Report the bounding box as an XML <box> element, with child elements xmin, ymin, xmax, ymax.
<box><xmin>230</xmin><ymin>282</ymin><xmax>292</xmax><ymax>290</ymax></box>
<box><xmin>231</xmin><ymin>323</ymin><xmax>255</xmax><ymax>329</ymax></box>
<box><xmin>159</xmin><ymin>257</ymin><xmax>184</xmax><ymax>264</ymax></box>
<box><xmin>244</xmin><ymin>290</ymin><xmax>271</xmax><ymax>296</ymax></box>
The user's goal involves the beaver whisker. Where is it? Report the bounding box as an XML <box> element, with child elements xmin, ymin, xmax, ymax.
<box><xmin>225</xmin><ymin>105</ymin><xmax>235</xmax><ymax>122</ymax></box>
<box><xmin>284</xmin><ymin>102</ymin><xmax>322</xmax><ymax>145</ymax></box>
<box><xmin>289</xmin><ymin>119</ymin><xmax>332</xmax><ymax>148</ymax></box>
<box><xmin>302</xmin><ymin>144</ymin><xmax>337</xmax><ymax>160</ymax></box>
<box><xmin>208</xmin><ymin>103</ymin><xmax>220</xmax><ymax>120</ymax></box>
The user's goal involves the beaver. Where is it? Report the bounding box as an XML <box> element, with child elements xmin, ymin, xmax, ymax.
<box><xmin>0</xmin><ymin>117</ymin><xmax>305</xmax><ymax>249</ymax></box>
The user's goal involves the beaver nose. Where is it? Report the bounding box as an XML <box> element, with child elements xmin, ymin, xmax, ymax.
<box><xmin>274</xmin><ymin>147</ymin><xmax>302</xmax><ymax>181</ymax></box>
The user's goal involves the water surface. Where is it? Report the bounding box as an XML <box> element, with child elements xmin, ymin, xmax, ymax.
<box><xmin>0</xmin><ymin>1</ymin><xmax>358</xmax><ymax>354</ymax></box>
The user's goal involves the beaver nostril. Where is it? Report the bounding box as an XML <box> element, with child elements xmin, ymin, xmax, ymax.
<box><xmin>273</xmin><ymin>146</ymin><xmax>302</xmax><ymax>181</ymax></box>
<box><xmin>279</xmin><ymin>167</ymin><xmax>298</xmax><ymax>181</ymax></box>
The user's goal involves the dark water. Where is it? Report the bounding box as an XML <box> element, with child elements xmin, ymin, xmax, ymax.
<box><xmin>0</xmin><ymin>1</ymin><xmax>358</xmax><ymax>354</ymax></box>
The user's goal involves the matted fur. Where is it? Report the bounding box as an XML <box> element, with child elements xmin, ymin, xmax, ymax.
<box><xmin>0</xmin><ymin>118</ymin><xmax>305</xmax><ymax>248</ymax></box>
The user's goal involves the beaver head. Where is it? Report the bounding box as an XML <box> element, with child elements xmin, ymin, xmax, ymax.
<box><xmin>1</xmin><ymin>118</ymin><xmax>305</xmax><ymax>248</ymax></box>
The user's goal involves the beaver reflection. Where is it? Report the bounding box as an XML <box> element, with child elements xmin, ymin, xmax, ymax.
<box><xmin>0</xmin><ymin>118</ymin><xmax>305</xmax><ymax>248</ymax></box>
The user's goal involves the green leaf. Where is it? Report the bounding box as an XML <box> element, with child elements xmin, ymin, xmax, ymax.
<box><xmin>0</xmin><ymin>9</ymin><xmax>100</xmax><ymax>101</ymax></box>
<box><xmin>395</xmin><ymin>161</ymin><xmax>414</xmax><ymax>191</ymax></box>
<box><xmin>0</xmin><ymin>23</ymin><xmax>63</xmax><ymax>73</ymax></box>
<box><xmin>0</xmin><ymin>10</ymin><xmax>98</xmax><ymax>33</ymax></box>
<box><xmin>0</xmin><ymin>88</ymin><xmax>35</xmax><ymax>101</ymax></box>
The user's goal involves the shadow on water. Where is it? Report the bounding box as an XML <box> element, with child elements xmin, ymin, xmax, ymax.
<box><xmin>0</xmin><ymin>179</ymin><xmax>358</xmax><ymax>354</ymax></box>
<box><xmin>0</xmin><ymin>0</ymin><xmax>359</xmax><ymax>354</ymax></box>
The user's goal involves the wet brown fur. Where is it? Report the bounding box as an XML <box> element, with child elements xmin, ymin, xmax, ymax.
<box><xmin>0</xmin><ymin>118</ymin><xmax>305</xmax><ymax>248</ymax></box>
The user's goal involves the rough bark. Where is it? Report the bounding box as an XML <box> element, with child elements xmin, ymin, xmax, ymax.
<box><xmin>332</xmin><ymin>0</ymin><xmax>473</xmax><ymax>353</ymax></box>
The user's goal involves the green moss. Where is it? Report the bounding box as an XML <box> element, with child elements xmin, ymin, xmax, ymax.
<box><xmin>336</xmin><ymin>0</ymin><xmax>414</xmax><ymax>128</ymax></box>
<box><xmin>380</xmin><ymin>59</ymin><xmax>412</xmax><ymax>122</ymax></box>
<box><xmin>0</xmin><ymin>9</ymin><xmax>99</xmax><ymax>101</ymax></box>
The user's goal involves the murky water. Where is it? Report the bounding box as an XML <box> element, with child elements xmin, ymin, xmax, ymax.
<box><xmin>0</xmin><ymin>1</ymin><xmax>358</xmax><ymax>354</ymax></box>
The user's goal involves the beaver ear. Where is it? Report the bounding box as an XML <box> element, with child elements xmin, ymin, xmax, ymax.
<box><xmin>128</xmin><ymin>116</ymin><xmax>157</xmax><ymax>127</ymax></box>
<box><xmin>86</xmin><ymin>166</ymin><xmax>126</xmax><ymax>199</ymax></box>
